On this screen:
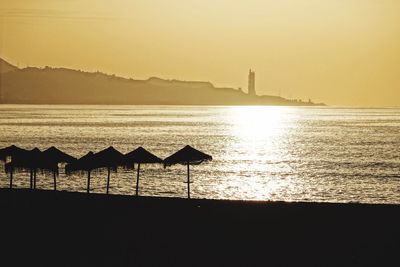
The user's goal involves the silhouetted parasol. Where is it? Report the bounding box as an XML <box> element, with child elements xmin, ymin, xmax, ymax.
<box><xmin>163</xmin><ymin>145</ymin><xmax>212</xmax><ymax>199</ymax></box>
<box><xmin>0</xmin><ymin>145</ymin><xmax>28</xmax><ymax>188</ymax></box>
<box><xmin>91</xmin><ymin>146</ymin><xmax>125</xmax><ymax>194</ymax></box>
<box><xmin>5</xmin><ymin>148</ymin><xmax>43</xmax><ymax>189</ymax></box>
<box><xmin>43</xmin><ymin>146</ymin><xmax>76</xmax><ymax>164</ymax></box>
<box><xmin>65</xmin><ymin>147</ymin><xmax>124</xmax><ymax>194</ymax></box>
<box><xmin>0</xmin><ymin>145</ymin><xmax>27</xmax><ymax>162</ymax></box>
<box><xmin>65</xmin><ymin>151</ymin><xmax>94</xmax><ymax>193</ymax></box>
<box><xmin>124</xmin><ymin>147</ymin><xmax>163</xmax><ymax>196</ymax></box>
<box><xmin>42</xmin><ymin>146</ymin><xmax>77</xmax><ymax>191</ymax></box>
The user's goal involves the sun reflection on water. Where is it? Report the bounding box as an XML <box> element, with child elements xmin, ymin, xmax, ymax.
<box><xmin>229</xmin><ymin>106</ymin><xmax>287</xmax><ymax>141</ymax></box>
<box><xmin>217</xmin><ymin>106</ymin><xmax>298</xmax><ymax>200</ymax></box>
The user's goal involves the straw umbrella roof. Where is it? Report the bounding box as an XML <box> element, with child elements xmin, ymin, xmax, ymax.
<box><xmin>0</xmin><ymin>145</ymin><xmax>28</xmax><ymax>162</ymax></box>
<box><xmin>65</xmin><ymin>151</ymin><xmax>94</xmax><ymax>174</ymax></box>
<box><xmin>91</xmin><ymin>146</ymin><xmax>125</xmax><ymax>171</ymax></box>
<box><xmin>42</xmin><ymin>146</ymin><xmax>76</xmax><ymax>164</ymax></box>
<box><xmin>65</xmin><ymin>147</ymin><xmax>124</xmax><ymax>174</ymax></box>
<box><xmin>163</xmin><ymin>145</ymin><xmax>212</xmax><ymax>167</ymax></box>
<box><xmin>25</xmin><ymin>148</ymin><xmax>43</xmax><ymax>169</ymax></box>
<box><xmin>5</xmin><ymin>147</ymin><xmax>57</xmax><ymax>174</ymax></box>
<box><xmin>79</xmin><ymin>151</ymin><xmax>94</xmax><ymax>162</ymax></box>
<box><xmin>124</xmin><ymin>147</ymin><xmax>163</xmax><ymax>166</ymax></box>
<box><xmin>14</xmin><ymin>147</ymin><xmax>42</xmax><ymax>169</ymax></box>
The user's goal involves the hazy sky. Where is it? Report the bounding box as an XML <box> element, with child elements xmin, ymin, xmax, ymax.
<box><xmin>1</xmin><ymin>0</ymin><xmax>399</xmax><ymax>106</ymax></box>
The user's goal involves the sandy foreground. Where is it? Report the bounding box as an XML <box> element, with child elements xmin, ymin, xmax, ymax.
<box><xmin>0</xmin><ymin>189</ymin><xmax>399</xmax><ymax>267</ymax></box>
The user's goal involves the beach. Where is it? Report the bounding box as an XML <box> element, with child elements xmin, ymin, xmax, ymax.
<box><xmin>0</xmin><ymin>189</ymin><xmax>399</xmax><ymax>267</ymax></box>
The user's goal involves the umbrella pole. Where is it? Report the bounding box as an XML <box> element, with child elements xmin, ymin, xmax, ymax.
<box><xmin>135</xmin><ymin>163</ymin><xmax>140</xmax><ymax>196</ymax></box>
<box><xmin>53</xmin><ymin>171</ymin><xmax>57</xmax><ymax>191</ymax></box>
<box><xmin>187</xmin><ymin>162</ymin><xmax>190</xmax><ymax>199</ymax></box>
<box><xmin>33</xmin><ymin>169</ymin><xmax>37</xmax><ymax>189</ymax></box>
<box><xmin>87</xmin><ymin>171</ymin><xmax>91</xmax><ymax>193</ymax></box>
<box><xmin>9</xmin><ymin>168</ymin><xmax>13</xmax><ymax>189</ymax></box>
<box><xmin>106</xmin><ymin>167</ymin><xmax>110</xmax><ymax>194</ymax></box>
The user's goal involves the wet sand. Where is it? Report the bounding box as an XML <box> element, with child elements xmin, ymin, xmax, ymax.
<box><xmin>0</xmin><ymin>188</ymin><xmax>399</xmax><ymax>267</ymax></box>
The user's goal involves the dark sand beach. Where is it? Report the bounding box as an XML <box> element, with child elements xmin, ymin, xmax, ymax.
<box><xmin>0</xmin><ymin>189</ymin><xmax>399</xmax><ymax>267</ymax></box>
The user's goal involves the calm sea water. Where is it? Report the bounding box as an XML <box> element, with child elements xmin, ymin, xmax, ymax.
<box><xmin>0</xmin><ymin>105</ymin><xmax>399</xmax><ymax>204</ymax></box>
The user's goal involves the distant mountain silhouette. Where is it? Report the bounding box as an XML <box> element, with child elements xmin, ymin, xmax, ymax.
<box><xmin>0</xmin><ymin>58</ymin><xmax>324</xmax><ymax>105</ymax></box>
<box><xmin>0</xmin><ymin>58</ymin><xmax>19</xmax><ymax>74</ymax></box>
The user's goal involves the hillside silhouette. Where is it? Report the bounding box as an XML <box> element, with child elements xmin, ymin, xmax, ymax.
<box><xmin>0</xmin><ymin>58</ymin><xmax>324</xmax><ymax>105</ymax></box>
<box><xmin>0</xmin><ymin>58</ymin><xmax>19</xmax><ymax>74</ymax></box>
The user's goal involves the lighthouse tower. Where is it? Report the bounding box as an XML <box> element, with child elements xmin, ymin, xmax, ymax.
<box><xmin>248</xmin><ymin>69</ymin><xmax>256</xmax><ymax>96</ymax></box>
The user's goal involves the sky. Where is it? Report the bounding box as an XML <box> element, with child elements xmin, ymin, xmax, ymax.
<box><xmin>0</xmin><ymin>0</ymin><xmax>400</xmax><ymax>106</ymax></box>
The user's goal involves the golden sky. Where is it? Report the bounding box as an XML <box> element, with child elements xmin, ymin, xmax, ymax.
<box><xmin>1</xmin><ymin>0</ymin><xmax>399</xmax><ymax>106</ymax></box>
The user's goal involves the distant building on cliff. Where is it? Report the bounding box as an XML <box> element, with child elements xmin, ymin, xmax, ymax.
<box><xmin>248</xmin><ymin>69</ymin><xmax>256</xmax><ymax>96</ymax></box>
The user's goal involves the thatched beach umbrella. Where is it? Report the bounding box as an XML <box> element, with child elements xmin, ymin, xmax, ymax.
<box><xmin>0</xmin><ymin>145</ymin><xmax>27</xmax><ymax>162</ymax></box>
<box><xmin>42</xmin><ymin>146</ymin><xmax>76</xmax><ymax>191</ymax></box>
<box><xmin>124</xmin><ymin>147</ymin><xmax>163</xmax><ymax>196</ymax></box>
<box><xmin>66</xmin><ymin>147</ymin><xmax>124</xmax><ymax>194</ymax></box>
<box><xmin>5</xmin><ymin>148</ymin><xmax>43</xmax><ymax>189</ymax></box>
<box><xmin>0</xmin><ymin>145</ymin><xmax>28</xmax><ymax>188</ymax></box>
<box><xmin>163</xmin><ymin>145</ymin><xmax>212</xmax><ymax>199</ymax></box>
<box><xmin>66</xmin><ymin>151</ymin><xmax>94</xmax><ymax>193</ymax></box>
<box><xmin>90</xmin><ymin>146</ymin><xmax>125</xmax><ymax>194</ymax></box>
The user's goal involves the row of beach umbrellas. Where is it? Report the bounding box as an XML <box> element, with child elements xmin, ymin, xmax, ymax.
<box><xmin>0</xmin><ymin>145</ymin><xmax>212</xmax><ymax>199</ymax></box>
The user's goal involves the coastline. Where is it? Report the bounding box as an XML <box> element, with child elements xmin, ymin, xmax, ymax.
<box><xmin>0</xmin><ymin>58</ymin><xmax>325</xmax><ymax>106</ymax></box>
<box><xmin>0</xmin><ymin>189</ymin><xmax>399</xmax><ymax>267</ymax></box>
<box><xmin>0</xmin><ymin>102</ymin><xmax>325</xmax><ymax>106</ymax></box>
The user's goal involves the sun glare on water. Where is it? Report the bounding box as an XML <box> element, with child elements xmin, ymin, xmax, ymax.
<box><xmin>230</xmin><ymin>106</ymin><xmax>288</xmax><ymax>141</ymax></box>
<box><xmin>215</xmin><ymin>106</ymin><xmax>298</xmax><ymax>200</ymax></box>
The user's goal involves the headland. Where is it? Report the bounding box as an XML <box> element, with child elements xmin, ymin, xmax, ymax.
<box><xmin>0</xmin><ymin>58</ymin><xmax>324</xmax><ymax>106</ymax></box>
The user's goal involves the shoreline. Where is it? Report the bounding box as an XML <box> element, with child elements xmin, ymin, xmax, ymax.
<box><xmin>0</xmin><ymin>102</ymin><xmax>325</xmax><ymax>107</ymax></box>
<box><xmin>1</xmin><ymin>188</ymin><xmax>399</xmax><ymax>266</ymax></box>
<box><xmin>1</xmin><ymin>187</ymin><xmax>398</xmax><ymax>207</ymax></box>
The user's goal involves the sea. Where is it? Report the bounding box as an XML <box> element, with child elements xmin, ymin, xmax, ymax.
<box><xmin>0</xmin><ymin>105</ymin><xmax>399</xmax><ymax>204</ymax></box>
